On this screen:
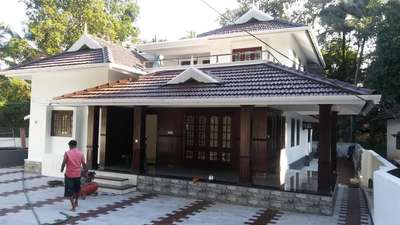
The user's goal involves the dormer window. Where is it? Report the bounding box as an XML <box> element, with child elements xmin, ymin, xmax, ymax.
<box><xmin>232</xmin><ymin>47</ymin><xmax>262</xmax><ymax>62</ymax></box>
<box><xmin>167</xmin><ymin>67</ymin><xmax>220</xmax><ymax>85</ymax></box>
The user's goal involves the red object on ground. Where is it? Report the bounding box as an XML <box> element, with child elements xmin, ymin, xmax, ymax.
<box><xmin>80</xmin><ymin>182</ymin><xmax>98</xmax><ymax>197</ymax></box>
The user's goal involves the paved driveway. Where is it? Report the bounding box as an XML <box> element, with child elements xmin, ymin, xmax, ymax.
<box><xmin>0</xmin><ymin>167</ymin><xmax>371</xmax><ymax>225</ymax></box>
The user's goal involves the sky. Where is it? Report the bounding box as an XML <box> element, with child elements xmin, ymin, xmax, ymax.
<box><xmin>0</xmin><ymin>0</ymin><xmax>239</xmax><ymax>41</ymax></box>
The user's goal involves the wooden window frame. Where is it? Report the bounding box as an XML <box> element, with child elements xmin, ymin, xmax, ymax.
<box><xmin>51</xmin><ymin>110</ymin><xmax>73</xmax><ymax>137</ymax></box>
<box><xmin>232</xmin><ymin>47</ymin><xmax>262</xmax><ymax>62</ymax></box>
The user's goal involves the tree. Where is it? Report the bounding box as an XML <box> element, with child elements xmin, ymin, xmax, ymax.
<box><xmin>0</xmin><ymin>23</ymin><xmax>41</xmax><ymax>67</ymax></box>
<box><xmin>0</xmin><ymin>76</ymin><xmax>30</xmax><ymax>129</ymax></box>
<box><xmin>322</xmin><ymin>38</ymin><xmax>358</xmax><ymax>83</ymax></box>
<box><xmin>367</xmin><ymin>0</ymin><xmax>400</xmax><ymax>106</ymax></box>
<box><xmin>219</xmin><ymin>0</ymin><xmax>293</xmax><ymax>26</ymax></box>
<box><xmin>23</xmin><ymin>0</ymin><xmax>140</xmax><ymax>55</ymax></box>
<box><xmin>181</xmin><ymin>30</ymin><xmax>197</xmax><ymax>39</ymax></box>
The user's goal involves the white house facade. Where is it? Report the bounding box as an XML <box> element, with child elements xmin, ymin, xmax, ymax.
<box><xmin>1</xmin><ymin>8</ymin><xmax>381</xmax><ymax>213</ymax></box>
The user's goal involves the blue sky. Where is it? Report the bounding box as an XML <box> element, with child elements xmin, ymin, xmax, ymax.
<box><xmin>0</xmin><ymin>0</ymin><xmax>239</xmax><ymax>41</ymax></box>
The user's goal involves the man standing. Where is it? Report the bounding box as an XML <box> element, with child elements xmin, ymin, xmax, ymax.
<box><xmin>61</xmin><ymin>140</ymin><xmax>87</xmax><ymax>211</ymax></box>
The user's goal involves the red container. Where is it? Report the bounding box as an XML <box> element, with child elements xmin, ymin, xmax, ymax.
<box><xmin>80</xmin><ymin>182</ymin><xmax>98</xmax><ymax>196</ymax></box>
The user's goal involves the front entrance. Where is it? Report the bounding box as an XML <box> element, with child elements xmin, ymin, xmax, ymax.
<box><xmin>183</xmin><ymin>110</ymin><xmax>238</xmax><ymax>168</ymax></box>
<box><xmin>104</xmin><ymin>106</ymin><xmax>133</xmax><ymax>171</ymax></box>
<box><xmin>145</xmin><ymin>114</ymin><xmax>158</xmax><ymax>165</ymax></box>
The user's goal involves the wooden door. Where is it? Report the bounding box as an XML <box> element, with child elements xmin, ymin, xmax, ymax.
<box><xmin>183</xmin><ymin>112</ymin><xmax>234</xmax><ymax>168</ymax></box>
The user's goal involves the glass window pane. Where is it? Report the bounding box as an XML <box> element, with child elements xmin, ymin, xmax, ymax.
<box><xmin>222</xmin><ymin>116</ymin><xmax>232</xmax><ymax>149</ymax></box>
<box><xmin>185</xmin><ymin>116</ymin><xmax>194</xmax><ymax>146</ymax></box>
<box><xmin>210</xmin><ymin>116</ymin><xmax>218</xmax><ymax>147</ymax></box>
<box><xmin>198</xmin><ymin>116</ymin><xmax>206</xmax><ymax>147</ymax></box>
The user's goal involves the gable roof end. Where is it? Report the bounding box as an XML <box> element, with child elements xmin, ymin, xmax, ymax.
<box><xmin>68</xmin><ymin>34</ymin><xmax>102</xmax><ymax>51</ymax></box>
<box><xmin>235</xmin><ymin>8</ymin><xmax>274</xmax><ymax>24</ymax></box>
<box><xmin>167</xmin><ymin>67</ymin><xmax>220</xmax><ymax>85</ymax></box>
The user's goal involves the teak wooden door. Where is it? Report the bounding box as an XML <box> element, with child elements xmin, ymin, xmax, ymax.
<box><xmin>183</xmin><ymin>111</ymin><xmax>234</xmax><ymax>168</ymax></box>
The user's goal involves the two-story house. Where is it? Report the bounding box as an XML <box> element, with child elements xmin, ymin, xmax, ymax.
<box><xmin>1</xmin><ymin>8</ymin><xmax>380</xmax><ymax>214</ymax></box>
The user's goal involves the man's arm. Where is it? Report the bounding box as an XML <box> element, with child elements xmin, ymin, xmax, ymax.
<box><xmin>60</xmin><ymin>154</ymin><xmax>67</xmax><ymax>173</ymax></box>
<box><xmin>81</xmin><ymin>156</ymin><xmax>88</xmax><ymax>172</ymax></box>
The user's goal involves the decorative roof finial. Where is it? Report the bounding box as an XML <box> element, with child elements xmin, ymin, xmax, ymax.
<box><xmin>84</xmin><ymin>22</ymin><xmax>88</xmax><ymax>35</ymax></box>
<box><xmin>252</xmin><ymin>0</ymin><xmax>258</xmax><ymax>9</ymax></box>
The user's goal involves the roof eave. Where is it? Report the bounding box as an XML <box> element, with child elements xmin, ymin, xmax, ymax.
<box><xmin>0</xmin><ymin>63</ymin><xmax>111</xmax><ymax>77</ymax></box>
<box><xmin>1</xmin><ymin>62</ymin><xmax>146</xmax><ymax>77</ymax></box>
<box><xmin>51</xmin><ymin>94</ymin><xmax>381</xmax><ymax>112</ymax></box>
<box><xmin>305</xmin><ymin>28</ymin><xmax>326</xmax><ymax>68</ymax></box>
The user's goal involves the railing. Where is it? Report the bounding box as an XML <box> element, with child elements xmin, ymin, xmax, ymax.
<box><xmin>143</xmin><ymin>50</ymin><xmax>286</xmax><ymax>69</ymax></box>
<box><xmin>347</xmin><ymin>143</ymin><xmax>398</xmax><ymax>225</ymax></box>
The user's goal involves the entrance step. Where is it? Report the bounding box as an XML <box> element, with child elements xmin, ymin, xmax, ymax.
<box><xmin>94</xmin><ymin>175</ymin><xmax>130</xmax><ymax>187</ymax></box>
<box><xmin>98</xmin><ymin>183</ymin><xmax>137</xmax><ymax>195</ymax></box>
<box><xmin>92</xmin><ymin>170</ymin><xmax>138</xmax><ymax>195</ymax></box>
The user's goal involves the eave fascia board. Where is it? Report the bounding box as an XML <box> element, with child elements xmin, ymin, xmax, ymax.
<box><xmin>135</xmin><ymin>27</ymin><xmax>309</xmax><ymax>51</ymax></box>
<box><xmin>1</xmin><ymin>63</ymin><xmax>111</xmax><ymax>77</ymax></box>
<box><xmin>109</xmin><ymin>63</ymin><xmax>147</xmax><ymax>75</ymax></box>
<box><xmin>305</xmin><ymin>28</ymin><xmax>326</xmax><ymax>68</ymax></box>
<box><xmin>51</xmin><ymin>95</ymin><xmax>381</xmax><ymax>108</ymax></box>
<box><xmin>135</xmin><ymin>37</ymin><xmax>209</xmax><ymax>51</ymax></box>
<box><xmin>1</xmin><ymin>62</ymin><xmax>146</xmax><ymax>78</ymax></box>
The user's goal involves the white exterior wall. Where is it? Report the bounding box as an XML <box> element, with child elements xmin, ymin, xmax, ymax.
<box><xmin>387</xmin><ymin>119</ymin><xmax>400</xmax><ymax>160</ymax></box>
<box><xmin>374</xmin><ymin>169</ymin><xmax>400</xmax><ymax>225</ymax></box>
<box><xmin>28</xmin><ymin>66</ymin><xmax>131</xmax><ymax>177</ymax></box>
<box><xmin>280</xmin><ymin>112</ymin><xmax>312</xmax><ymax>184</ymax></box>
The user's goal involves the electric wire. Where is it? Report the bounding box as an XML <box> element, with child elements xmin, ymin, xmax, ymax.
<box><xmin>199</xmin><ymin>0</ymin><xmax>374</xmax><ymax>107</ymax></box>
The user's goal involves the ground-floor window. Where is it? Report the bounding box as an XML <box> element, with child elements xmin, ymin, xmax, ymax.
<box><xmin>51</xmin><ymin>110</ymin><xmax>73</xmax><ymax>137</ymax></box>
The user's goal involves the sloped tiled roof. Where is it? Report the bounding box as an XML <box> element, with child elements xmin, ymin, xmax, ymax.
<box><xmin>57</xmin><ymin>62</ymin><xmax>372</xmax><ymax>100</ymax></box>
<box><xmin>6</xmin><ymin>36</ymin><xmax>144</xmax><ymax>71</ymax></box>
<box><xmin>89</xmin><ymin>35</ymin><xmax>145</xmax><ymax>68</ymax></box>
<box><xmin>7</xmin><ymin>48</ymin><xmax>109</xmax><ymax>71</ymax></box>
<box><xmin>197</xmin><ymin>19</ymin><xmax>305</xmax><ymax>37</ymax></box>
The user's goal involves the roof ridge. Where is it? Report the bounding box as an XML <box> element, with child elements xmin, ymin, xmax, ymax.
<box><xmin>264</xmin><ymin>62</ymin><xmax>372</xmax><ymax>95</ymax></box>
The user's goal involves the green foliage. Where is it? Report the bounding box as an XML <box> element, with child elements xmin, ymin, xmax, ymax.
<box><xmin>322</xmin><ymin>38</ymin><xmax>358</xmax><ymax>83</ymax></box>
<box><xmin>219</xmin><ymin>0</ymin><xmax>292</xmax><ymax>26</ymax></box>
<box><xmin>367</xmin><ymin>0</ymin><xmax>400</xmax><ymax>106</ymax></box>
<box><xmin>0</xmin><ymin>76</ymin><xmax>30</xmax><ymax>129</ymax></box>
<box><xmin>23</xmin><ymin>0</ymin><xmax>140</xmax><ymax>55</ymax></box>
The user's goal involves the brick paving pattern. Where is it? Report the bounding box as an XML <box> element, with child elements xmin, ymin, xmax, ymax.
<box><xmin>0</xmin><ymin>175</ymin><xmax>43</xmax><ymax>185</ymax></box>
<box><xmin>61</xmin><ymin>193</ymin><xmax>157</xmax><ymax>225</ymax></box>
<box><xmin>0</xmin><ymin>184</ymin><xmax>52</xmax><ymax>197</ymax></box>
<box><xmin>0</xmin><ymin>196</ymin><xmax>65</xmax><ymax>216</ymax></box>
<box><xmin>149</xmin><ymin>200</ymin><xmax>214</xmax><ymax>225</ymax></box>
<box><xmin>338</xmin><ymin>187</ymin><xmax>371</xmax><ymax>225</ymax></box>
<box><xmin>0</xmin><ymin>167</ymin><xmax>374</xmax><ymax>225</ymax></box>
<box><xmin>0</xmin><ymin>169</ymin><xmax>23</xmax><ymax>177</ymax></box>
<box><xmin>245</xmin><ymin>209</ymin><xmax>282</xmax><ymax>225</ymax></box>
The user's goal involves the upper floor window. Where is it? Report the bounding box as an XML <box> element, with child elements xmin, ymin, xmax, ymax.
<box><xmin>51</xmin><ymin>110</ymin><xmax>73</xmax><ymax>137</ymax></box>
<box><xmin>232</xmin><ymin>47</ymin><xmax>262</xmax><ymax>62</ymax></box>
<box><xmin>291</xmin><ymin>118</ymin><xmax>295</xmax><ymax>147</ymax></box>
<box><xmin>296</xmin><ymin>120</ymin><xmax>301</xmax><ymax>146</ymax></box>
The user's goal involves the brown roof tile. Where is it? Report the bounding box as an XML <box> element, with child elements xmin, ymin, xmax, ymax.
<box><xmin>57</xmin><ymin>62</ymin><xmax>372</xmax><ymax>100</ymax></box>
<box><xmin>197</xmin><ymin>19</ymin><xmax>305</xmax><ymax>37</ymax></box>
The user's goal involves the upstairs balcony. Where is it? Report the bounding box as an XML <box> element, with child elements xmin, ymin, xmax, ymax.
<box><xmin>141</xmin><ymin>47</ymin><xmax>308</xmax><ymax>72</ymax></box>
